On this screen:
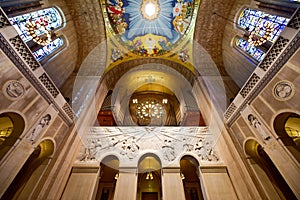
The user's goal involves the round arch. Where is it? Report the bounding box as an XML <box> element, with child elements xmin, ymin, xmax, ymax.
<box><xmin>0</xmin><ymin>111</ymin><xmax>25</xmax><ymax>160</ymax></box>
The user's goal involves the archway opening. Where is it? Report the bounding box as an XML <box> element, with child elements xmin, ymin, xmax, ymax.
<box><xmin>274</xmin><ymin>112</ymin><xmax>300</xmax><ymax>162</ymax></box>
<box><xmin>2</xmin><ymin>139</ymin><xmax>54</xmax><ymax>199</ymax></box>
<box><xmin>96</xmin><ymin>155</ymin><xmax>119</xmax><ymax>200</ymax></box>
<box><xmin>180</xmin><ymin>155</ymin><xmax>204</xmax><ymax>200</ymax></box>
<box><xmin>245</xmin><ymin>139</ymin><xmax>297</xmax><ymax>200</ymax></box>
<box><xmin>137</xmin><ymin>154</ymin><xmax>162</xmax><ymax>200</ymax></box>
<box><xmin>0</xmin><ymin>112</ymin><xmax>25</xmax><ymax>160</ymax></box>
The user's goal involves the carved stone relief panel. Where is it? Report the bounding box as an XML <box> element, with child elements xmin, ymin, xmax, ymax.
<box><xmin>77</xmin><ymin>127</ymin><xmax>220</xmax><ymax>165</ymax></box>
<box><xmin>273</xmin><ymin>80</ymin><xmax>295</xmax><ymax>101</ymax></box>
<box><xmin>2</xmin><ymin>80</ymin><xmax>25</xmax><ymax>100</ymax></box>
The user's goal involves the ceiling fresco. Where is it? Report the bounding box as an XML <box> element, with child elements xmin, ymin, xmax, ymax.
<box><xmin>101</xmin><ymin>0</ymin><xmax>200</xmax><ymax>71</ymax></box>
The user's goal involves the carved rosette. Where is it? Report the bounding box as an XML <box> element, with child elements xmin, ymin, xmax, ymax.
<box><xmin>2</xmin><ymin>80</ymin><xmax>25</xmax><ymax>100</ymax></box>
<box><xmin>273</xmin><ymin>80</ymin><xmax>295</xmax><ymax>101</ymax></box>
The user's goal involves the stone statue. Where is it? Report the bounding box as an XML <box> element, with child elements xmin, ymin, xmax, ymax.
<box><xmin>28</xmin><ymin>114</ymin><xmax>51</xmax><ymax>142</ymax></box>
<box><xmin>248</xmin><ymin>114</ymin><xmax>270</xmax><ymax>140</ymax></box>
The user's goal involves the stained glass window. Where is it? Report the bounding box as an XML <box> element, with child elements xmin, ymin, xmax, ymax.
<box><xmin>238</xmin><ymin>8</ymin><xmax>289</xmax><ymax>43</ymax></box>
<box><xmin>32</xmin><ymin>37</ymin><xmax>64</xmax><ymax>61</ymax></box>
<box><xmin>9</xmin><ymin>7</ymin><xmax>64</xmax><ymax>61</ymax></box>
<box><xmin>235</xmin><ymin>37</ymin><xmax>265</xmax><ymax>62</ymax></box>
<box><xmin>9</xmin><ymin>8</ymin><xmax>63</xmax><ymax>42</ymax></box>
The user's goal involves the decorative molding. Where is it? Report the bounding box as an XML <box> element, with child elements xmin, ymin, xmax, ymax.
<box><xmin>62</xmin><ymin>103</ymin><xmax>75</xmax><ymax>120</ymax></box>
<box><xmin>224</xmin><ymin>103</ymin><xmax>236</xmax><ymax>120</ymax></box>
<box><xmin>9</xmin><ymin>36</ymin><xmax>40</xmax><ymax>71</ymax></box>
<box><xmin>0</xmin><ymin>10</ymin><xmax>11</xmax><ymax>28</ymax></box>
<box><xmin>225</xmin><ymin>26</ymin><xmax>300</xmax><ymax>126</ymax></box>
<box><xmin>273</xmin><ymin>80</ymin><xmax>295</xmax><ymax>101</ymax></box>
<box><xmin>287</xmin><ymin>8</ymin><xmax>300</xmax><ymax>29</ymax></box>
<box><xmin>258</xmin><ymin>37</ymin><xmax>289</xmax><ymax>71</ymax></box>
<box><xmin>0</xmin><ymin>34</ymin><xmax>73</xmax><ymax>126</ymax></box>
<box><xmin>39</xmin><ymin>73</ymin><xmax>59</xmax><ymax>98</ymax></box>
<box><xmin>239</xmin><ymin>73</ymin><xmax>260</xmax><ymax>98</ymax></box>
<box><xmin>2</xmin><ymin>80</ymin><xmax>25</xmax><ymax>100</ymax></box>
<box><xmin>77</xmin><ymin>127</ymin><xmax>220</xmax><ymax>164</ymax></box>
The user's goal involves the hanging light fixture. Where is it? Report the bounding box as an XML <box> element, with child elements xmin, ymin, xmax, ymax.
<box><xmin>146</xmin><ymin>171</ymin><xmax>154</xmax><ymax>180</ymax></box>
<box><xmin>180</xmin><ymin>171</ymin><xmax>185</xmax><ymax>180</ymax></box>
<box><xmin>114</xmin><ymin>173</ymin><xmax>119</xmax><ymax>180</ymax></box>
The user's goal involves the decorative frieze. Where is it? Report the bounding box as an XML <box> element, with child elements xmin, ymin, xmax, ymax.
<box><xmin>239</xmin><ymin>73</ymin><xmax>260</xmax><ymax>98</ymax></box>
<box><xmin>287</xmin><ymin>8</ymin><xmax>300</xmax><ymax>29</ymax></box>
<box><xmin>39</xmin><ymin>73</ymin><xmax>59</xmax><ymax>98</ymax></box>
<box><xmin>259</xmin><ymin>37</ymin><xmax>289</xmax><ymax>71</ymax></box>
<box><xmin>9</xmin><ymin>36</ymin><xmax>40</xmax><ymax>71</ymax></box>
<box><xmin>77</xmin><ymin>127</ymin><xmax>220</xmax><ymax>164</ymax></box>
<box><xmin>0</xmin><ymin>9</ymin><xmax>11</xmax><ymax>29</ymax></box>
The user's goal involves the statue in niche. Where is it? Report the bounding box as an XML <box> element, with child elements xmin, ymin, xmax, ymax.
<box><xmin>248</xmin><ymin>114</ymin><xmax>271</xmax><ymax>140</ymax></box>
<box><xmin>162</xmin><ymin>140</ymin><xmax>176</xmax><ymax>161</ymax></box>
<box><xmin>28</xmin><ymin>114</ymin><xmax>51</xmax><ymax>143</ymax></box>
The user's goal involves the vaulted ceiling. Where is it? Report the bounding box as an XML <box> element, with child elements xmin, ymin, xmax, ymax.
<box><xmin>65</xmin><ymin>0</ymin><xmax>235</xmax><ymax>75</ymax></box>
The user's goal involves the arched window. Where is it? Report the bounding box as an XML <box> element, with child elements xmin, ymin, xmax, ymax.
<box><xmin>234</xmin><ymin>8</ymin><xmax>289</xmax><ymax>62</ymax></box>
<box><xmin>235</xmin><ymin>37</ymin><xmax>265</xmax><ymax>62</ymax></box>
<box><xmin>9</xmin><ymin>7</ymin><xmax>66</xmax><ymax>62</ymax></box>
<box><xmin>180</xmin><ymin>155</ymin><xmax>204</xmax><ymax>200</ymax></box>
<box><xmin>32</xmin><ymin>36</ymin><xmax>64</xmax><ymax>61</ymax></box>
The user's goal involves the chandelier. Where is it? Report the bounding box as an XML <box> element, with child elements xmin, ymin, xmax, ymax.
<box><xmin>248</xmin><ymin>22</ymin><xmax>274</xmax><ymax>46</ymax></box>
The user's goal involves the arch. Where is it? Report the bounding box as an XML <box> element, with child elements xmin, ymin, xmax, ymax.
<box><xmin>137</xmin><ymin>154</ymin><xmax>162</xmax><ymax>200</ymax></box>
<box><xmin>243</xmin><ymin>138</ymin><xmax>297</xmax><ymax>200</ymax></box>
<box><xmin>180</xmin><ymin>155</ymin><xmax>204</xmax><ymax>200</ymax></box>
<box><xmin>96</xmin><ymin>155</ymin><xmax>119</xmax><ymax>200</ymax></box>
<box><xmin>1</xmin><ymin>139</ymin><xmax>55</xmax><ymax>199</ymax></box>
<box><xmin>273</xmin><ymin>112</ymin><xmax>300</xmax><ymax>163</ymax></box>
<box><xmin>0</xmin><ymin>112</ymin><xmax>25</xmax><ymax>161</ymax></box>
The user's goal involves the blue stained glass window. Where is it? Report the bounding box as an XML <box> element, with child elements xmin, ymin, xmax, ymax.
<box><xmin>9</xmin><ymin>8</ymin><xmax>63</xmax><ymax>42</ymax></box>
<box><xmin>32</xmin><ymin>37</ymin><xmax>64</xmax><ymax>61</ymax></box>
<box><xmin>236</xmin><ymin>38</ymin><xmax>265</xmax><ymax>62</ymax></box>
<box><xmin>238</xmin><ymin>8</ymin><xmax>289</xmax><ymax>43</ymax></box>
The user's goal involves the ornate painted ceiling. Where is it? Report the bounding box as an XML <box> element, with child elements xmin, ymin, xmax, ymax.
<box><xmin>65</xmin><ymin>0</ymin><xmax>235</xmax><ymax>75</ymax></box>
<box><xmin>101</xmin><ymin>0</ymin><xmax>200</xmax><ymax>72</ymax></box>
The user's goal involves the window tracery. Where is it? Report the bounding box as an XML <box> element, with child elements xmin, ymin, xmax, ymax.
<box><xmin>9</xmin><ymin>7</ymin><xmax>66</xmax><ymax>62</ymax></box>
<box><xmin>234</xmin><ymin>8</ymin><xmax>289</xmax><ymax>63</ymax></box>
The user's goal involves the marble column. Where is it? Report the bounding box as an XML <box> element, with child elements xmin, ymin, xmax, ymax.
<box><xmin>61</xmin><ymin>164</ymin><xmax>100</xmax><ymax>200</ymax></box>
<box><xmin>161</xmin><ymin>168</ymin><xmax>185</xmax><ymax>200</ymax></box>
<box><xmin>113</xmin><ymin>168</ymin><xmax>138</xmax><ymax>200</ymax></box>
<box><xmin>200</xmin><ymin>166</ymin><xmax>238</xmax><ymax>200</ymax></box>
